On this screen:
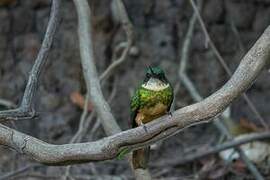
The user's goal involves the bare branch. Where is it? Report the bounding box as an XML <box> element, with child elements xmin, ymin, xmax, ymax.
<box><xmin>69</xmin><ymin>94</ymin><xmax>90</xmax><ymax>144</ymax></box>
<box><xmin>0</xmin><ymin>98</ymin><xmax>16</xmax><ymax>108</ymax></box>
<box><xmin>14</xmin><ymin>173</ymin><xmax>127</xmax><ymax>180</ymax></box>
<box><xmin>189</xmin><ymin>0</ymin><xmax>269</xmax><ymax>130</ymax></box>
<box><xmin>179</xmin><ymin>73</ymin><xmax>264</xmax><ymax>179</ymax></box>
<box><xmin>153</xmin><ymin>131</ymin><xmax>270</xmax><ymax>167</ymax></box>
<box><xmin>0</xmin><ymin>164</ymin><xmax>41</xmax><ymax>180</ymax></box>
<box><xmin>73</xmin><ymin>0</ymin><xmax>121</xmax><ymax>135</ymax></box>
<box><xmin>0</xmin><ymin>0</ymin><xmax>61</xmax><ymax>122</ymax></box>
<box><xmin>179</xmin><ymin>3</ymin><xmax>265</xmax><ymax>179</ymax></box>
<box><xmin>72</xmin><ymin>1</ymin><xmax>150</xmax><ymax>179</ymax></box>
<box><xmin>0</xmin><ymin>25</ymin><xmax>269</xmax><ymax>165</ymax></box>
<box><xmin>100</xmin><ymin>0</ymin><xmax>134</xmax><ymax>82</ymax></box>
<box><xmin>63</xmin><ymin>79</ymin><xmax>118</xmax><ymax>179</ymax></box>
<box><xmin>179</xmin><ymin>0</ymin><xmax>201</xmax><ymax>75</ymax></box>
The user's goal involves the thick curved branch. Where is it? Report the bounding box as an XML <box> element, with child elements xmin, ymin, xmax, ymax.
<box><xmin>0</xmin><ymin>0</ymin><xmax>61</xmax><ymax>122</ymax></box>
<box><xmin>73</xmin><ymin>0</ymin><xmax>121</xmax><ymax>135</ymax></box>
<box><xmin>189</xmin><ymin>0</ymin><xmax>268</xmax><ymax>130</ymax></box>
<box><xmin>0</xmin><ymin>26</ymin><xmax>269</xmax><ymax>165</ymax></box>
<box><xmin>72</xmin><ymin>1</ymin><xmax>150</xmax><ymax>179</ymax></box>
<box><xmin>179</xmin><ymin>3</ymin><xmax>263</xmax><ymax>179</ymax></box>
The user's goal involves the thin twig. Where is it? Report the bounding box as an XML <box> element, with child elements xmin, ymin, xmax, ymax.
<box><xmin>0</xmin><ymin>164</ymin><xmax>40</xmax><ymax>180</ymax></box>
<box><xmin>179</xmin><ymin>0</ymin><xmax>201</xmax><ymax>74</ymax></box>
<box><xmin>63</xmin><ymin>78</ymin><xmax>118</xmax><ymax>179</ymax></box>
<box><xmin>180</xmin><ymin>73</ymin><xmax>264</xmax><ymax>180</ymax></box>
<box><xmin>99</xmin><ymin>0</ymin><xmax>134</xmax><ymax>82</ymax></box>
<box><xmin>69</xmin><ymin>94</ymin><xmax>90</xmax><ymax>144</ymax></box>
<box><xmin>0</xmin><ymin>0</ymin><xmax>61</xmax><ymax>122</ymax></box>
<box><xmin>73</xmin><ymin>0</ymin><xmax>121</xmax><ymax>135</ymax></box>
<box><xmin>12</xmin><ymin>173</ymin><xmax>127</xmax><ymax>180</ymax></box>
<box><xmin>229</xmin><ymin>22</ymin><xmax>261</xmax><ymax>124</ymax></box>
<box><xmin>0</xmin><ymin>99</ymin><xmax>16</xmax><ymax>108</ymax></box>
<box><xmin>230</xmin><ymin>20</ymin><xmax>245</xmax><ymax>53</ymax></box>
<box><xmin>179</xmin><ymin>2</ymin><xmax>265</xmax><ymax>179</ymax></box>
<box><xmin>189</xmin><ymin>0</ymin><xmax>269</xmax><ymax>130</ymax></box>
<box><xmin>87</xmin><ymin>77</ymin><xmax>119</xmax><ymax>140</ymax></box>
<box><xmin>62</xmin><ymin>93</ymin><xmax>90</xmax><ymax>180</ymax></box>
<box><xmin>152</xmin><ymin>131</ymin><xmax>270</xmax><ymax>167</ymax></box>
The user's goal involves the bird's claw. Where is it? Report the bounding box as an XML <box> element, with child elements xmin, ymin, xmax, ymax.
<box><xmin>140</xmin><ymin>122</ymin><xmax>148</xmax><ymax>133</ymax></box>
<box><xmin>167</xmin><ymin>111</ymin><xmax>173</xmax><ymax>118</ymax></box>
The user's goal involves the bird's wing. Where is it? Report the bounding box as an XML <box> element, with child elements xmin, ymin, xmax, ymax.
<box><xmin>130</xmin><ymin>89</ymin><xmax>140</xmax><ymax>128</ymax></box>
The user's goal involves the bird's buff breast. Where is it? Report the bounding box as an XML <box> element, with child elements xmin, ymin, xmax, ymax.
<box><xmin>136</xmin><ymin>102</ymin><xmax>167</xmax><ymax>124</ymax></box>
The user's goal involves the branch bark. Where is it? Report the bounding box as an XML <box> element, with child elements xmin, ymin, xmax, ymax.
<box><xmin>73</xmin><ymin>0</ymin><xmax>121</xmax><ymax>135</ymax></box>
<box><xmin>0</xmin><ymin>0</ymin><xmax>61</xmax><ymax>122</ymax></box>
<box><xmin>0</xmin><ymin>25</ymin><xmax>269</xmax><ymax>165</ymax></box>
<box><xmin>179</xmin><ymin>2</ymin><xmax>264</xmax><ymax>179</ymax></box>
<box><xmin>189</xmin><ymin>0</ymin><xmax>268</xmax><ymax>130</ymax></box>
<box><xmin>100</xmin><ymin>0</ymin><xmax>134</xmax><ymax>82</ymax></box>
<box><xmin>72</xmin><ymin>1</ymin><xmax>150</xmax><ymax>179</ymax></box>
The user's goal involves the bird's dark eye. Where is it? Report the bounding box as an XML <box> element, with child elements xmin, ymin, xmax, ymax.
<box><xmin>144</xmin><ymin>74</ymin><xmax>151</xmax><ymax>83</ymax></box>
<box><xmin>160</xmin><ymin>75</ymin><xmax>167</xmax><ymax>83</ymax></box>
<box><xmin>157</xmin><ymin>74</ymin><xmax>163</xmax><ymax>80</ymax></box>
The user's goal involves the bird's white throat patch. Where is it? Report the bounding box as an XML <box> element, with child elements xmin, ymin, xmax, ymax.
<box><xmin>142</xmin><ymin>78</ymin><xmax>169</xmax><ymax>91</ymax></box>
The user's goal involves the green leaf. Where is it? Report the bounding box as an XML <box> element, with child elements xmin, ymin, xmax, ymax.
<box><xmin>117</xmin><ymin>147</ymin><xmax>130</xmax><ymax>160</ymax></box>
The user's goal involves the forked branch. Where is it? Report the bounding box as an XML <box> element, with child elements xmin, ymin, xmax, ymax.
<box><xmin>0</xmin><ymin>0</ymin><xmax>61</xmax><ymax>122</ymax></box>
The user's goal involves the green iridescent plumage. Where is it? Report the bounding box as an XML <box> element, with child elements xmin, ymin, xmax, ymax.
<box><xmin>129</xmin><ymin>66</ymin><xmax>173</xmax><ymax>169</ymax></box>
<box><xmin>131</xmin><ymin>86</ymin><xmax>173</xmax><ymax>127</ymax></box>
<box><xmin>130</xmin><ymin>67</ymin><xmax>173</xmax><ymax>125</ymax></box>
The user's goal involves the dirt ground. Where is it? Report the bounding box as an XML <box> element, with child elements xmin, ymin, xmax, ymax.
<box><xmin>0</xmin><ymin>0</ymin><xmax>270</xmax><ymax>179</ymax></box>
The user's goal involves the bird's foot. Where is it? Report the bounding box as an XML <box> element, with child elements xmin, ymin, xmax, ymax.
<box><xmin>140</xmin><ymin>122</ymin><xmax>148</xmax><ymax>133</ymax></box>
<box><xmin>167</xmin><ymin>111</ymin><xmax>173</xmax><ymax>118</ymax></box>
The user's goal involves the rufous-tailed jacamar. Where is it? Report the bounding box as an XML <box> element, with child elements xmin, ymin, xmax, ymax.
<box><xmin>130</xmin><ymin>66</ymin><xmax>174</xmax><ymax>169</ymax></box>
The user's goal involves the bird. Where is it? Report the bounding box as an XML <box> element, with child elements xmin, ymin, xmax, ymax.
<box><xmin>130</xmin><ymin>66</ymin><xmax>174</xmax><ymax>169</ymax></box>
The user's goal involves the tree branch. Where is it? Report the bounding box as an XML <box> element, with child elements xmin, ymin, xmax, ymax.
<box><xmin>0</xmin><ymin>164</ymin><xmax>41</xmax><ymax>180</ymax></box>
<box><xmin>100</xmin><ymin>0</ymin><xmax>134</xmax><ymax>82</ymax></box>
<box><xmin>179</xmin><ymin>3</ymin><xmax>265</xmax><ymax>178</ymax></box>
<box><xmin>72</xmin><ymin>1</ymin><xmax>150</xmax><ymax>179</ymax></box>
<box><xmin>0</xmin><ymin>0</ymin><xmax>61</xmax><ymax>122</ymax></box>
<box><xmin>152</xmin><ymin>131</ymin><xmax>270</xmax><ymax>167</ymax></box>
<box><xmin>0</xmin><ymin>98</ymin><xmax>16</xmax><ymax>108</ymax></box>
<box><xmin>0</xmin><ymin>25</ymin><xmax>269</xmax><ymax>165</ymax></box>
<box><xmin>73</xmin><ymin>0</ymin><xmax>121</xmax><ymax>135</ymax></box>
<box><xmin>189</xmin><ymin>0</ymin><xmax>269</xmax><ymax>130</ymax></box>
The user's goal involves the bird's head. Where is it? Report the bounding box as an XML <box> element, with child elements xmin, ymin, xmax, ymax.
<box><xmin>142</xmin><ymin>66</ymin><xmax>169</xmax><ymax>91</ymax></box>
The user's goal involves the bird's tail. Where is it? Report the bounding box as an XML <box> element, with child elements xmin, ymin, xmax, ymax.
<box><xmin>132</xmin><ymin>146</ymin><xmax>150</xmax><ymax>169</ymax></box>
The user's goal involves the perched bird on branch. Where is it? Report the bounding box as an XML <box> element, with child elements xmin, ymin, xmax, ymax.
<box><xmin>130</xmin><ymin>66</ymin><xmax>174</xmax><ymax>169</ymax></box>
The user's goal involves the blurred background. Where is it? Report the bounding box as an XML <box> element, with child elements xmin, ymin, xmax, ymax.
<box><xmin>0</xmin><ymin>0</ymin><xmax>270</xmax><ymax>179</ymax></box>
